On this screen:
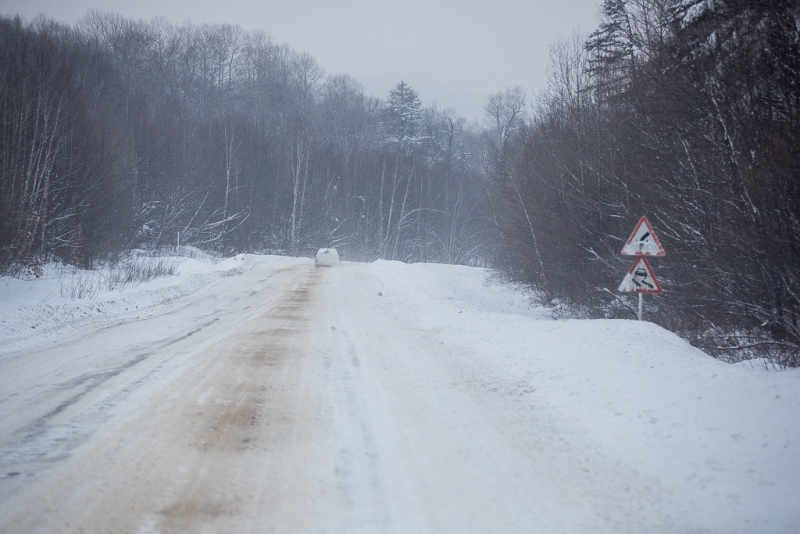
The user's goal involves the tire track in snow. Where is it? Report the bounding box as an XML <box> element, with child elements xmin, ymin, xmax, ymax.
<box><xmin>326</xmin><ymin>329</ymin><xmax>390</xmax><ymax>532</ymax></box>
<box><xmin>0</xmin><ymin>264</ymin><xmax>309</xmax><ymax>527</ymax></box>
<box><xmin>0</xmin><ymin>316</ymin><xmax>223</xmax><ymax>472</ymax></box>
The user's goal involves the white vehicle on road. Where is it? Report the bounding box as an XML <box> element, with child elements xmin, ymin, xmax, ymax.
<box><xmin>315</xmin><ymin>247</ymin><xmax>340</xmax><ymax>268</ymax></box>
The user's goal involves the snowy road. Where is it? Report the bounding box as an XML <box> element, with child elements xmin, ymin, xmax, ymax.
<box><xmin>1</xmin><ymin>258</ymin><xmax>799</xmax><ymax>533</ymax></box>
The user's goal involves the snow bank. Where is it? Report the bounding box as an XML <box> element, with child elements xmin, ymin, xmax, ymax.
<box><xmin>367</xmin><ymin>259</ymin><xmax>800</xmax><ymax>532</ymax></box>
<box><xmin>0</xmin><ymin>253</ymin><xmax>306</xmax><ymax>354</ymax></box>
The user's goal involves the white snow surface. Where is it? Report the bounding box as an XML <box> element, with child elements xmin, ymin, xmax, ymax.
<box><xmin>1</xmin><ymin>255</ymin><xmax>799</xmax><ymax>533</ymax></box>
<box><xmin>0</xmin><ymin>251</ymin><xmax>299</xmax><ymax>353</ymax></box>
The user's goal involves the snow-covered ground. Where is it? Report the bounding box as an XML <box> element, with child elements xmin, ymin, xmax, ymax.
<box><xmin>0</xmin><ymin>250</ymin><xmax>298</xmax><ymax>353</ymax></box>
<box><xmin>1</xmin><ymin>254</ymin><xmax>798</xmax><ymax>533</ymax></box>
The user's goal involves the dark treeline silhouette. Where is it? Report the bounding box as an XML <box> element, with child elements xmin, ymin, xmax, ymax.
<box><xmin>492</xmin><ymin>0</ymin><xmax>800</xmax><ymax>365</ymax></box>
<box><xmin>0</xmin><ymin>11</ymin><xmax>494</xmax><ymax>272</ymax></box>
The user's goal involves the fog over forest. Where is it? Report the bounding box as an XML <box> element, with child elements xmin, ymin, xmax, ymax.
<box><xmin>1</xmin><ymin>0</ymin><xmax>799</xmax><ymax>365</ymax></box>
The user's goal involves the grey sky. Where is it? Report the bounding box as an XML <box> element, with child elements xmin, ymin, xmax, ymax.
<box><xmin>0</xmin><ymin>0</ymin><xmax>601</xmax><ymax>121</ymax></box>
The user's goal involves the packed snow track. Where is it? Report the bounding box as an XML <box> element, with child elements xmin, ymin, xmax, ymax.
<box><xmin>1</xmin><ymin>257</ymin><xmax>799</xmax><ymax>533</ymax></box>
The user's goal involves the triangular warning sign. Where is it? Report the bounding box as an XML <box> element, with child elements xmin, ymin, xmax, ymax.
<box><xmin>621</xmin><ymin>216</ymin><xmax>665</xmax><ymax>256</ymax></box>
<box><xmin>618</xmin><ymin>257</ymin><xmax>663</xmax><ymax>293</ymax></box>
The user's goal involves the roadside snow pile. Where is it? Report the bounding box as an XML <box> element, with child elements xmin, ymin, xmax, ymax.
<box><xmin>368</xmin><ymin>259</ymin><xmax>800</xmax><ymax>532</ymax></box>
<box><xmin>0</xmin><ymin>251</ymin><xmax>303</xmax><ymax>353</ymax></box>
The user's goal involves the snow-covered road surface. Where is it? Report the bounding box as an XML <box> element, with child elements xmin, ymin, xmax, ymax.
<box><xmin>1</xmin><ymin>257</ymin><xmax>799</xmax><ymax>533</ymax></box>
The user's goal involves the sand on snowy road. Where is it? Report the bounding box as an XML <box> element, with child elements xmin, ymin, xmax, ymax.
<box><xmin>0</xmin><ymin>265</ymin><xmax>336</xmax><ymax>532</ymax></box>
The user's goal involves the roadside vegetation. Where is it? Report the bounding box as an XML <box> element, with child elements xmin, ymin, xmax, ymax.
<box><xmin>489</xmin><ymin>0</ymin><xmax>800</xmax><ymax>366</ymax></box>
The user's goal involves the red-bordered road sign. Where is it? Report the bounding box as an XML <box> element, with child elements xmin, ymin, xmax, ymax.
<box><xmin>618</xmin><ymin>257</ymin><xmax>663</xmax><ymax>293</ymax></box>
<box><xmin>621</xmin><ymin>216</ymin><xmax>666</xmax><ymax>256</ymax></box>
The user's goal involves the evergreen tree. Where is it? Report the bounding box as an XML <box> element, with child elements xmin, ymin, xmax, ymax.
<box><xmin>585</xmin><ymin>0</ymin><xmax>635</xmax><ymax>92</ymax></box>
<box><xmin>386</xmin><ymin>81</ymin><xmax>422</xmax><ymax>151</ymax></box>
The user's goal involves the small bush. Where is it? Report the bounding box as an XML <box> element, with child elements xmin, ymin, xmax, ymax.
<box><xmin>58</xmin><ymin>254</ymin><xmax>178</xmax><ymax>298</ymax></box>
<box><xmin>105</xmin><ymin>256</ymin><xmax>178</xmax><ymax>290</ymax></box>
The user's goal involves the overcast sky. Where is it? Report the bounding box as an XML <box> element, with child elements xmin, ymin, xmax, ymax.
<box><xmin>0</xmin><ymin>0</ymin><xmax>601</xmax><ymax>121</ymax></box>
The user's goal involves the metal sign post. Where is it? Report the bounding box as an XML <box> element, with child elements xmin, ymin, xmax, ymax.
<box><xmin>638</xmin><ymin>293</ymin><xmax>643</xmax><ymax>321</ymax></box>
<box><xmin>619</xmin><ymin>217</ymin><xmax>665</xmax><ymax>320</ymax></box>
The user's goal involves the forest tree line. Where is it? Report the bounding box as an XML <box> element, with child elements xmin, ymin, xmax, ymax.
<box><xmin>0</xmin><ymin>11</ymin><xmax>494</xmax><ymax>272</ymax></box>
<box><xmin>491</xmin><ymin>0</ymin><xmax>800</xmax><ymax>365</ymax></box>
<box><xmin>2</xmin><ymin>2</ymin><xmax>799</xmax><ymax>365</ymax></box>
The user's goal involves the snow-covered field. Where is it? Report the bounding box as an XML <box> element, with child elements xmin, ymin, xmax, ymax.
<box><xmin>1</xmin><ymin>254</ymin><xmax>798</xmax><ymax>533</ymax></box>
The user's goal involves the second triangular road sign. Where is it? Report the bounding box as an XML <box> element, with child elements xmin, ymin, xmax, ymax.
<box><xmin>618</xmin><ymin>257</ymin><xmax>663</xmax><ymax>293</ymax></box>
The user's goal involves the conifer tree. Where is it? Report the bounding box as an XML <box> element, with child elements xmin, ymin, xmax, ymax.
<box><xmin>386</xmin><ymin>81</ymin><xmax>422</xmax><ymax>151</ymax></box>
<box><xmin>585</xmin><ymin>0</ymin><xmax>636</xmax><ymax>93</ymax></box>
